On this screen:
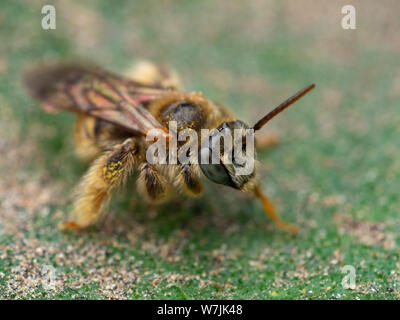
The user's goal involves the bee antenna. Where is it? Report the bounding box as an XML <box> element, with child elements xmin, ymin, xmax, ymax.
<box><xmin>252</xmin><ymin>84</ymin><xmax>315</xmax><ymax>132</ymax></box>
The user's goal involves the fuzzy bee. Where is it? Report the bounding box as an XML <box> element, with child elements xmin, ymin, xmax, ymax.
<box><xmin>24</xmin><ymin>61</ymin><xmax>315</xmax><ymax>234</ymax></box>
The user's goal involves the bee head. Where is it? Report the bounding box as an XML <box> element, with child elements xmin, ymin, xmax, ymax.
<box><xmin>199</xmin><ymin>84</ymin><xmax>316</xmax><ymax>190</ymax></box>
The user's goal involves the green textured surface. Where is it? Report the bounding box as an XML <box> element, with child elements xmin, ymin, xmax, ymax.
<box><xmin>0</xmin><ymin>0</ymin><xmax>399</xmax><ymax>299</ymax></box>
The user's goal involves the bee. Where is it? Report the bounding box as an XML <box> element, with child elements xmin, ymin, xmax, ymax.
<box><xmin>24</xmin><ymin>61</ymin><xmax>315</xmax><ymax>234</ymax></box>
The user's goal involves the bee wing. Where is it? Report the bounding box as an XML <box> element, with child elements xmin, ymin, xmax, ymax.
<box><xmin>24</xmin><ymin>63</ymin><xmax>169</xmax><ymax>136</ymax></box>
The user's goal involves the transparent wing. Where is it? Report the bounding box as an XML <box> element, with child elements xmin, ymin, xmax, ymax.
<box><xmin>24</xmin><ymin>63</ymin><xmax>169</xmax><ymax>136</ymax></box>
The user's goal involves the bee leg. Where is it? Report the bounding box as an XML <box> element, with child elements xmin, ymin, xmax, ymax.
<box><xmin>254</xmin><ymin>185</ymin><xmax>298</xmax><ymax>234</ymax></box>
<box><xmin>74</xmin><ymin>114</ymin><xmax>104</xmax><ymax>161</ymax></box>
<box><xmin>173</xmin><ymin>164</ymin><xmax>203</xmax><ymax>196</ymax></box>
<box><xmin>138</xmin><ymin>163</ymin><xmax>169</xmax><ymax>202</ymax></box>
<box><xmin>255</xmin><ymin>131</ymin><xmax>280</xmax><ymax>149</ymax></box>
<box><xmin>125</xmin><ymin>60</ymin><xmax>181</xmax><ymax>90</ymax></box>
<box><xmin>60</xmin><ymin>138</ymin><xmax>138</xmax><ymax>230</ymax></box>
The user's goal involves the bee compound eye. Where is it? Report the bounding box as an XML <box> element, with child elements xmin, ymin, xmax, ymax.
<box><xmin>199</xmin><ymin>147</ymin><xmax>235</xmax><ymax>187</ymax></box>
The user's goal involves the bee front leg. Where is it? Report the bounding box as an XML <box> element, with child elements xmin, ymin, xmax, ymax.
<box><xmin>125</xmin><ymin>60</ymin><xmax>181</xmax><ymax>90</ymax></box>
<box><xmin>254</xmin><ymin>185</ymin><xmax>298</xmax><ymax>234</ymax></box>
<box><xmin>255</xmin><ymin>131</ymin><xmax>280</xmax><ymax>149</ymax></box>
<box><xmin>60</xmin><ymin>138</ymin><xmax>138</xmax><ymax>230</ymax></box>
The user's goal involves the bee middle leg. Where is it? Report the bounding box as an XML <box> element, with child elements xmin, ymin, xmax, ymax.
<box><xmin>61</xmin><ymin>138</ymin><xmax>139</xmax><ymax>230</ymax></box>
<box><xmin>255</xmin><ymin>131</ymin><xmax>280</xmax><ymax>149</ymax></box>
<box><xmin>137</xmin><ymin>163</ymin><xmax>203</xmax><ymax>201</ymax></box>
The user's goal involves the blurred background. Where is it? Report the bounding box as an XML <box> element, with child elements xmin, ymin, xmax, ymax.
<box><xmin>0</xmin><ymin>0</ymin><xmax>399</xmax><ymax>299</ymax></box>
